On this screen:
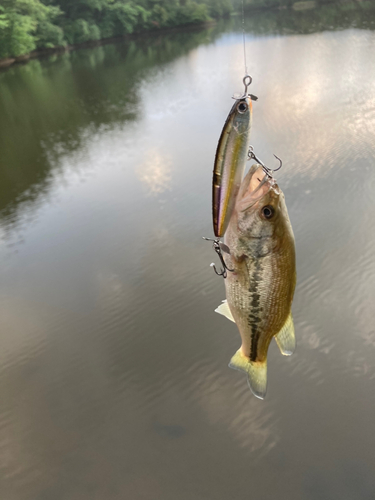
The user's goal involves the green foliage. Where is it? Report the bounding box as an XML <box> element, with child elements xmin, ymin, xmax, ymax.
<box><xmin>34</xmin><ymin>3</ymin><xmax>65</xmax><ymax>48</ymax></box>
<box><xmin>0</xmin><ymin>0</ymin><xmax>64</xmax><ymax>57</ymax></box>
<box><xmin>106</xmin><ymin>2</ymin><xmax>149</xmax><ymax>35</ymax></box>
<box><xmin>0</xmin><ymin>0</ymin><xmax>249</xmax><ymax>60</ymax></box>
<box><xmin>64</xmin><ymin>19</ymin><xmax>101</xmax><ymax>44</ymax></box>
<box><xmin>8</xmin><ymin>14</ymin><xmax>36</xmax><ymax>55</ymax></box>
<box><xmin>177</xmin><ymin>2</ymin><xmax>209</xmax><ymax>25</ymax></box>
<box><xmin>145</xmin><ymin>0</ymin><xmax>209</xmax><ymax>28</ymax></box>
<box><xmin>0</xmin><ymin>2</ymin><xmax>37</xmax><ymax>58</ymax></box>
<box><xmin>198</xmin><ymin>0</ymin><xmax>232</xmax><ymax>18</ymax></box>
<box><xmin>0</xmin><ymin>7</ymin><xmax>9</xmax><ymax>30</ymax></box>
<box><xmin>36</xmin><ymin>18</ymin><xmax>64</xmax><ymax>47</ymax></box>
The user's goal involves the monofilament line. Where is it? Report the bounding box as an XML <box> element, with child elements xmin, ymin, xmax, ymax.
<box><xmin>242</xmin><ymin>0</ymin><xmax>248</xmax><ymax>77</ymax></box>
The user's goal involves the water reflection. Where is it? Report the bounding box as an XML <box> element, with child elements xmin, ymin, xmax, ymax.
<box><xmin>192</xmin><ymin>365</ymin><xmax>278</xmax><ymax>453</ymax></box>
<box><xmin>137</xmin><ymin>149</ymin><xmax>172</xmax><ymax>195</ymax></box>
<box><xmin>0</xmin><ymin>27</ymin><xmax>221</xmax><ymax>228</ymax></box>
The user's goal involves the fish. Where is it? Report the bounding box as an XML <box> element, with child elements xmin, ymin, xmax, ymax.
<box><xmin>215</xmin><ymin>164</ymin><xmax>296</xmax><ymax>399</ymax></box>
<box><xmin>212</xmin><ymin>96</ymin><xmax>252</xmax><ymax>238</ymax></box>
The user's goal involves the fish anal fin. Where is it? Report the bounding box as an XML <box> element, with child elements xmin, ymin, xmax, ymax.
<box><xmin>228</xmin><ymin>349</ymin><xmax>267</xmax><ymax>400</ymax></box>
<box><xmin>215</xmin><ymin>300</ymin><xmax>235</xmax><ymax>323</ymax></box>
<box><xmin>274</xmin><ymin>312</ymin><xmax>295</xmax><ymax>356</ymax></box>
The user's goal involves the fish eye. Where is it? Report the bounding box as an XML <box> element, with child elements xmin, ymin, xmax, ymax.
<box><xmin>237</xmin><ymin>101</ymin><xmax>248</xmax><ymax>113</ymax></box>
<box><xmin>261</xmin><ymin>205</ymin><xmax>274</xmax><ymax>219</ymax></box>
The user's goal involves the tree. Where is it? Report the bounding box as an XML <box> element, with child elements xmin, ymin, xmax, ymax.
<box><xmin>0</xmin><ymin>0</ymin><xmax>64</xmax><ymax>58</ymax></box>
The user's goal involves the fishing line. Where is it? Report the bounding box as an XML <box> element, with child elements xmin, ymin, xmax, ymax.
<box><xmin>241</xmin><ymin>0</ymin><xmax>248</xmax><ymax>77</ymax></box>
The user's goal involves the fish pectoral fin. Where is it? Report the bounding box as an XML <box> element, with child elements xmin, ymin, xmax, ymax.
<box><xmin>274</xmin><ymin>312</ymin><xmax>295</xmax><ymax>356</ymax></box>
<box><xmin>215</xmin><ymin>300</ymin><xmax>235</xmax><ymax>323</ymax></box>
<box><xmin>228</xmin><ymin>349</ymin><xmax>267</xmax><ymax>400</ymax></box>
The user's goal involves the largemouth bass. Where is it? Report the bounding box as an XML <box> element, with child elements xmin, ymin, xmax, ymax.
<box><xmin>212</xmin><ymin>96</ymin><xmax>252</xmax><ymax>238</ymax></box>
<box><xmin>215</xmin><ymin>164</ymin><xmax>296</xmax><ymax>399</ymax></box>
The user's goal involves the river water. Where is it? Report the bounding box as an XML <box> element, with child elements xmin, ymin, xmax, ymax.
<box><xmin>1</xmin><ymin>4</ymin><xmax>375</xmax><ymax>499</ymax></box>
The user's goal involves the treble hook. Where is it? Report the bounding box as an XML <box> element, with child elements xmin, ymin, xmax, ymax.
<box><xmin>202</xmin><ymin>237</ymin><xmax>234</xmax><ymax>279</ymax></box>
<box><xmin>247</xmin><ymin>145</ymin><xmax>282</xmax><ymax>177</ymax></box>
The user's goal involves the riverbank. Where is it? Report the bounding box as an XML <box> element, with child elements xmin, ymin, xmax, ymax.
<box><xmin>0</xmin><ymin>0</ymin><xmax>372</xmax><ymax>70</ymax></box>
<box><xmin>0</xmin><ymin>18</ymin><xmax>222</xmax><ymax>69</ymax></box>
<box><xmin>0</xmin><ymin>20</ymin><xmax>217</xmax><ymax>69</ymax></box>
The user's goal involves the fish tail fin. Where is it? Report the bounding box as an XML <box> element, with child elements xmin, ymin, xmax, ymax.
<box><xmin>228</xmin><ymin>349</ymin><xmax>267</xmax><ymax>400</ymax></box>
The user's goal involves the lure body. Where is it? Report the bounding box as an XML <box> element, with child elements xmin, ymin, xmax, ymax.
<box><xmin>216</xmin><ymin>165</ymin><xmax>296</xmax><ymax>399</ymax></box>
<box><xmin>212</xmin><ymin>97</ymin><xmax>252</xmax><ymax>237</ymax></box>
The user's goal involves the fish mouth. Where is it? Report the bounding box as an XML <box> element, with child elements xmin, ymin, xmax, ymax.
<box><xmin>239</xmin><ymin>165</ymin><xmax>278</xmax><ymax>213</ymax></box>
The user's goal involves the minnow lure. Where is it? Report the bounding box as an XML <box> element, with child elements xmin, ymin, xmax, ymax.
<box><xmin>212</xmin><ymin>76</ymin><xmax>257</xmax><ymax>237</ymax></box>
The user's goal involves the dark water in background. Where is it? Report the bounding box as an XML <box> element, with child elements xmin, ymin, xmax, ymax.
<box><xmin>1</xmin><ymin>3</ymin><xmax>375</xmax><ymax>499</ymax></box>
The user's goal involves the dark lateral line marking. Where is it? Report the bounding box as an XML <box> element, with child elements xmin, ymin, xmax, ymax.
<box><xmin>248</xmin><ymin>259</ymin><xmax>262</xmax><ymax>362</ymax></box>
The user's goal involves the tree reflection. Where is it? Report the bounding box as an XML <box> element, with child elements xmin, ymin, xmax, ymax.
<box><xmin>0</xmin><ymin>25</ymin><xmax>221</xmax><ymax>226</ymax></box>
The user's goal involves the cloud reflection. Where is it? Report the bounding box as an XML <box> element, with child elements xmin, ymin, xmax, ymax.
<box><xmin>136</xmin><ymin>149</ymin><xmax>172</xmax><ymax>195</ymax></box>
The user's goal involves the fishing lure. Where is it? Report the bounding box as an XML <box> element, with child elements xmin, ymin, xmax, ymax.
<box><xmin>212</xmin><ymin>75</ymin><xmax>257</xmax><ymax>238</ymax></box>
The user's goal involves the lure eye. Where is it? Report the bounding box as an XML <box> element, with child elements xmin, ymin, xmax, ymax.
<box><xmin>237</xmin><ymin>101</ymin><xmax>248</xmax><ymax>113</ymax></box>
<box><xmin>261</xmin><ymin>205</ymin><xmax>274</xmax><ymax>219</ymax></box>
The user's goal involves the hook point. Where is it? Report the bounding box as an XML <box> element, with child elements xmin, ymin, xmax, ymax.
<box><xmin>272</xmin><ymin>154</ymin><xmax>282</xmax><ymax>172</ymax></box>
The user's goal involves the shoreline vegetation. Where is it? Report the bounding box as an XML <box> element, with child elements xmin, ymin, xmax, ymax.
<box><xmin>0</xmin><ymin>0</ymin><xmax>373</xmax><ymax>68</ymax></box>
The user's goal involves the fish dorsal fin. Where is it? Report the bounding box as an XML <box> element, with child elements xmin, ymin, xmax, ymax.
<box><xmin>215</xmin><ymin>300</ymin><xmax>235</xmax><ymax>323</ymax></box>
<box><xmin>228</xmin><ymin>349</ymin><xmax>267</xmax><ymax>400</ymax></box>
<box><xmin>274</xmin><ymin>312</ymin><xmax>295</xmax><ymax>356</ymax></box>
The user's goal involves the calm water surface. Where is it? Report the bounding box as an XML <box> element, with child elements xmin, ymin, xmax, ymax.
<box><xmin>1</xmin><ymin>5</ymin><xmax>375</xmax><ymax>499</ymax></box>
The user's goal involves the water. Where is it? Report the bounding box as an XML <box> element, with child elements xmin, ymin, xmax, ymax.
<box><xmin>1</xmin><ymin>4</ymin><xmax>375</xmax><ymax>499</ymax></box>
